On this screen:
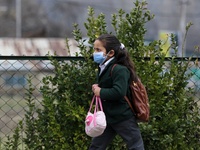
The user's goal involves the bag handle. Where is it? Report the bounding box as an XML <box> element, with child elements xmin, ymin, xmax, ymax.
<box><xmin>87</xmin><ymin>96</ymin><xmax>104</xmax><ymax>126</ymax></box>
<box><xmin>88</xmin><ymin>95</ymin><xmax>95</xmax><ymax>112</ymax></box>
<box><xmin>96</xmin><ymin>96</ymin><xmax>103</xmax><ymax>111</ymax></box>
<box><xmin>88</xmin><ymin>96</ymin><xmax>103</xmax><ymax>112</ymax></box>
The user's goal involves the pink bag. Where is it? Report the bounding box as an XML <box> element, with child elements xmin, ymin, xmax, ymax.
<box><xmin>85</xmin><ymin>96</ymin><xmax>107</xmax><ymax>137</ymax></box>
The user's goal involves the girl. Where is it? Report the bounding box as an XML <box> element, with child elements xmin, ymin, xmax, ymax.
<box><xmin>90</xmin><ymin>34</ymin><xmax>144</xmax><ymax>150</ymax></box>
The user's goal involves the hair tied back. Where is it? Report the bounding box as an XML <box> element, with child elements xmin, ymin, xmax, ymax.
<box><xmin>120</xmin><ymin>43</ymin><xmax>125</xmax><ymax>50</ymax></box>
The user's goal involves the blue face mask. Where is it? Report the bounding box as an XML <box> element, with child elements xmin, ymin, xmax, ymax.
<box><xmin>93</xmin><ymin>52</ymin><xmax>106</xmax><ymax>64</ymax></box>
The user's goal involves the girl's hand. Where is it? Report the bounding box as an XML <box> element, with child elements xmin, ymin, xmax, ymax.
<box><xmin>92</xmin><ymin>84</ymin><xmax>101</xmax><ymax>96</ymax></box>
<box><xmin>92</xmin><ymin>84</ymin><xmax>98</xmax><ymax>91</ymax></box>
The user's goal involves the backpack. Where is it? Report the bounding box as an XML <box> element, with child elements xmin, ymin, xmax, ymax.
<box><xmin>111</xmin><ymin>64</ymin><xmax>150</xmax><ymax>122</ymax></box>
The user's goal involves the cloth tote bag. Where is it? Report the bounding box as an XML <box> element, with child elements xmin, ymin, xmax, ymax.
<box><xmin>85</xmin><ymin>96</ymin><xmax>106</xmax><ymax>137</ymax></box>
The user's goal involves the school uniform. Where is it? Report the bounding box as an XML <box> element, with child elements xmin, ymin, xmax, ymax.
<box><xmin>89</xmin><ymin>58</ymin><xmax>144</xmax><ymax>150</ymax></box>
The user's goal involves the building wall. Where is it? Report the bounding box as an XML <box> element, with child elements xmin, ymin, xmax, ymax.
<box><xmin>0</xmin><ymin>0</ymin><xmax>199</xmax><ymax>55</ymax></box>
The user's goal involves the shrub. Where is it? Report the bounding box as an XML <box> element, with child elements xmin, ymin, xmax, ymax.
<box><xmin>3</xmin><ymin>0</ymin><xmax>200</xmax><ymax>150</ymax></box>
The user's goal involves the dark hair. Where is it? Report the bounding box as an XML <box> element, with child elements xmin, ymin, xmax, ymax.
<box><xmin>96</xmin><ymin>34</ymin><xmax>138</xmax><ymax>82</ymax></box>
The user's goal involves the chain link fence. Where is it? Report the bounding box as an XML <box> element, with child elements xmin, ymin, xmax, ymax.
<box><xmin>0</xmin><ymin>56</ymin><xmax>199</xmax><ymax>143</ymax></box>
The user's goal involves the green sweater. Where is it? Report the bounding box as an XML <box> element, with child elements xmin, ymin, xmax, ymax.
<box><xmin>98</xmin><ymin>59</ymin><xmax>133</xmax><ymax>124</ymax></box>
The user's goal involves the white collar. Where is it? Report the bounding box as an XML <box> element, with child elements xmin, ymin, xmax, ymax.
<box><xmin>99</xmin><ymin>57</ymin><xmax>115</xmax><ymax>75</ymax></box>
<box><xmin>99</xmin><ymin>57</ymin><xmax>114</xmax><ymax>67</ymax></box>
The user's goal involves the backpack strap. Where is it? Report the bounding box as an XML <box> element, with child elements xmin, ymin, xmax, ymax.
<box><xmin>110</xmin><ymin>64</ymin><xmax>135</xmax><ymax>114</ymax></box>
<box><xmin>124</xmin><ymin>96</ymin><xmax>135</xmax><ymax>113</ymax></box>
<box><xmin>110</xmin><ymin>64</ymin><xmax>117</xmax><ymax>76</ymax></box>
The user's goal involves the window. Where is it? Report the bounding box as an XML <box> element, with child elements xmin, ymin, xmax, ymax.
<box><xmin>4</xmin><ymin>74</ymin><xmax>26</xmax><ymax>88</ymax></box>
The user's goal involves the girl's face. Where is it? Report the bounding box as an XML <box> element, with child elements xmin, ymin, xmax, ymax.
<box><xmin>93</xmin><ymin>40</ymin><xmax>106</xmax><ymax>55</ymax></box>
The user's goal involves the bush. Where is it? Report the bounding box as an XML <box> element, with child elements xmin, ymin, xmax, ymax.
<box><xmin>3</xmin><ymin>0</ymin><xmax>200</xmax><ymax>149</ymax></box>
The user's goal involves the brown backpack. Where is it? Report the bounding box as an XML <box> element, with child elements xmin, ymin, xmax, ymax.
<box><xmin>111</xmin><ymin>64</ymin><xmax>150</xmax><ymax>122</ymax></box>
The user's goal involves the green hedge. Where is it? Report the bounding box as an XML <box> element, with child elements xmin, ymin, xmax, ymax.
<box><xmin>3</xmin><ymin>1</ymin><xmax>200</xmax><ymax>150</ymax></box>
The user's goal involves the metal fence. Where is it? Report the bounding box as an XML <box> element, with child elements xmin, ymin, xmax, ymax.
<box><xmin>0</xmin><ymin>56</ymin><xmax>199</xmax><ymax>143</ymax></box>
